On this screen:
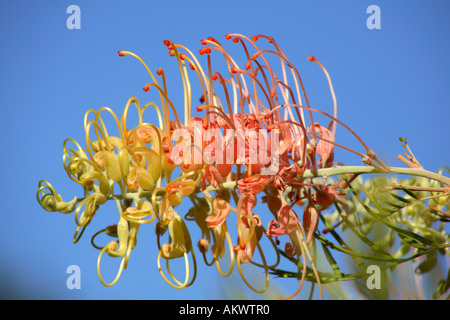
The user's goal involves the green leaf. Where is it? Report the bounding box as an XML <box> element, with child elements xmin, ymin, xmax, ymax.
<box><xmin>432</xmin><ymin>268</ymin><xmax>450</xmax><ymax>299</ymax></box>
<box><xmin>390</xmin><ymin>192</ymin><xmax>413</xmax><ymax>204</ymax></box>
<box><xmin>401</xmin><ymin>188</ymin><xmax>419</xmax><ymax>200</ymax></box>
<box><xmin>321</xmin><ymin>242</ymin><xmax>343</xmax><ymax>277</ymax></box>
<box><xmin>270</xmin><ymin>264</ymin><xmax>365</xmax><ymax>284</ymax></box>
<box><xmin>314</xmin><ymin>233</ymin><xmax>403</xmax><ymax>262</ymax></box>
<box><xmin>352</xmin><ymin>181</ymin><xmax>438</xmax><ymax>249</ymax></box>
<box><xmin>384</xmin><ymin>200</ymin><xmax>404</xmax><ymax>209</ymax></box>
<box><xmin>398</xmin><ymin>232</ymin><xmax>428</xmax><ymax>250</ymax></box>
<box><xmin>332</xmin><ymin>201</ymin><xmax>394</xmax><ymax>257</ymax></box>
<box><xmin>415</xmin><ymin>251</ymin><xmax>437</xmax><ymax>274</ymax></box>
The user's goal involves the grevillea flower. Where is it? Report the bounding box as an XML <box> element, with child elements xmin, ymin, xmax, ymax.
<box><xmin>266</xmin><ymin>203</ymin><xmax>300</xmax><ymax>237</ymax></box>
<box><xmin>314</xmin><ymin>186</ymin><xmax>339</xmax><ymax>210</ymax></box>
<box><xmin>127</xmin><ymin>166</ymin><xmax>155</xmax><ymax>191</ymax></box>
<box><xmin>122</xmin><ymin>199</ymin><xmax>154</xmax><ymax>224</ymax></box>
<box><xmin>160</xmin><ymin>213</ymin><xmax>192</xmax><ymax>259</ymax></box>
<box><xmin>237</xmin><ymin>174</ymin><xmax>271</xmax><ymax>195</ymax></box>
<box><xmin>310</xmin><ymin>123</ymin><xmax>335</xmax><ymax>168</ymax></box>
<box><xmin>235</xmin><ymin>221</ymin><xmax>263</xmax><ymax>264</ymax></box>
<box><xmin>202</xmin><ymin>164</ymin><xmax>223</xmax><ymax>190</ymax></box>
<box><xmin>93</xmin><ymin>150</ymin><xmax>121</xmax><ymax>182</ymax></box>
<box><xmin>135</xmin><ymin>126</ymin><xmax>157</xmax><ymax>144</ymax></box>
<box><xmin>156</xmin><ymin>179</ymin><xmax>198</xmax><ymax>222</ymax></box>
<box><xmin>302</xmin><ymin>204</ymin><xmax>319</xmax><ymax>243</ymax></box>
<box><xmin>205</xmin><ymin>197</ymin><xmax>231</xmax><ymax>228</ymax></box>
<box><xmin>38</xmin><ymin>33</ymin><xmax>394</xmax><ymax>300</ymax></box>
<box><xmin>261</xmin><ymin>186</ymin><xmax>282</xmax><ymax>216</ymax></box>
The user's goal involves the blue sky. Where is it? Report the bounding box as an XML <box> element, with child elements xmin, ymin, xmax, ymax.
<box><xmin>0</xmin><ymin>0</ymin><xmax>449</xmax><ymax>299</ymax></box>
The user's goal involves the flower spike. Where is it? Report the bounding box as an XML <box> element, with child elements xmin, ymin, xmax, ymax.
<box><xmin>37</xmin><ymin>32</ymin><xmax>449</xmax><ymax>301</ymax></box>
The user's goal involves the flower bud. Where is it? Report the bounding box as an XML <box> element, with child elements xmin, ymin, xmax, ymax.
<box><xmin>145</xmin><ymin>149</ymin><xmax>162</xmax><ymax>182</ymax></box>
<box><xmin>198</xmin><ymin>239</ymin><xmax>210</xmax><ymax>253</ymax></box>
<box><xmin>105</xmin><ymin>225</ymin><xmax>118</xmax><ymax>237</ymax></box>
<box><xmin>155</xmin><ymin>221</ymin><xmax>168</xmax><ymax>236</ymax></box>
<box><xmin>211</xmin><ymin>225</ymin><xmax>226</xmax><ymax>259</ymax></box>
<box><xmin>127</xmin><ymin>167</ymin><xmax>155</xmax><ymax>191</ymax></box>
<box><xmin>83</xmin><ymin>193</ymin><xmax>107</xmax><ymax>221</ymax></box>
<box><xmin>206</xmin><ymin>197</ymin><xmax>231</xmax><ymax>228</ymax></box>
<box><xmin>94</xmin><ymin>151</ymin><xmax>122</xmax><ymax>182</ymax></box>
<box><xmin>303</xmin><ymin>205</ymin><xmax>319</xmax><ymax>243</ymax></box>
<box><xmin>40</xmin><ymin>194</ymin><xmax>57</xmax><ymax>212</ymax></box>
<box><xmin>314</xmin><ymin>187</ymin><xmax>336</xmax><ymax>210</ymax></box>
<box><xmin>67</xmin><ymin>158</ymin><xmax>89</xmax><ymax>177</ymax></box>
<box><xmin>135</xmin><ymin>126</ymin><xmax>155</xmax><ymax>144</ymax></box>
<box><xmin>91</xmin><ymin>139</ymin><xmax>115</xmax><ymax>153</ymax></box>
<box><xmin>168</xmin><ymin>191</ymin><xmax>182</xmax><ymax>207</ymax></box>
<box><xmin>106</xmin><ymin>217</ymin><xmax>129</xmax><ymax>257</ymax></box>
<box><xmin>161</xmin><ymin>215</ymin><xmax>191</xmax><ymax>259</ymax></box>
<box><xmin>118</xmin><ymin>147</ymin><xmax>130</xmax><ymax>179</ymax></box>
<box><xmin>161</xmin><ymin>136</ymin><xmax>176</xmax><ymax>173</ymax></box>
<box><xmin>79</xmin><ymin>171</ymin><xmax>111</xmax><ymax>195</ymax></box>
<box><xmin>123</xmin><ymin>200</ymin><xmax>153</xmax><ymax>223</ymax></box>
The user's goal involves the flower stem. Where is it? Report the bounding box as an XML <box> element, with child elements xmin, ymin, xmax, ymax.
<box><xmin>301</xmin><ymin>166</ymin><xmax>450</xmax><ymax>186</ymax></box>
<box><xmin>202</xmin><ymin>166</ymin><xmax>450</xmax><ymax>193</ymax></box>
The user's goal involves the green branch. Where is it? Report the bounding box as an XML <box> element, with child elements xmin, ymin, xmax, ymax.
<box><xmin>203</xmin><ymin>165</ymin><xmax>450</xmax><ymax>194</ymax></box>
<box><xmin>302</xmin><ymin>166</ymin><xmax>450</xmax><ymax>186</ymax></box>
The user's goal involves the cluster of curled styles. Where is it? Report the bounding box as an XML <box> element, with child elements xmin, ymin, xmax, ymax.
<box><xmin>36</xmin><ymin>33</ymin><xmax>391</xmax><ymax>299</ymax></box>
